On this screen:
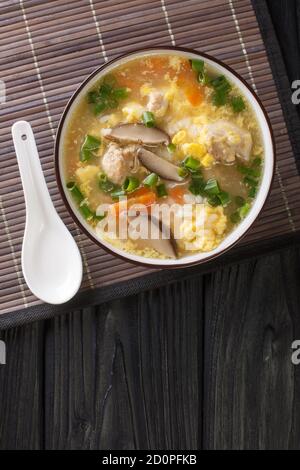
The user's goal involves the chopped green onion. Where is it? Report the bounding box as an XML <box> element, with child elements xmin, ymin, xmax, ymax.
<box><xmin>66</xmin><ymin>181</ymin><xmax>84</xmax><ymax>204</ymax></box>
<box><xmin>188</xmin><ymin>176</ymin><xmax>205</xmax><ymax>196</ymax></box>
<box><xmin>248</xmin><ymin>186</ymin><xmax>257</xmax><ymax>198</ymax></box>
<box><xmin>123</xmin><ymin>176</ymin><xmax>140</xmax><ymax>193</ymax></box>
<box><xmin>243</xmin><ymin>176</ymin><xmax>258</xmax><ymax>188</ymax></box>
<box><xmin>183</xmin><ymin>156</ymin><xmax>200</xmax><ymax>171</ymax></box>
<box><xmin>235</xmin><ymin>196</ymin><xmax>245</xmax><ymax>207</ymax></box>
<box><xmin>156</xmin><ymin>183</ymin><xmax>168</xmax><ymax>198</ymax></box>
<box><xmin>211</xmin><ymin>75</ymin><xmax>232</xmax><ymax>93</ymax></box>
<box><xmin>252</xmin><ymin>157</ymin><xmax>262</xmax><ymax>167</ymax></box>
<box><xmin>99</xmin><ymin>173</ymin><xmax>116</xmax><ymax>193</ymax></box>
<box><xmin>238</xmin><ymin>164</ymin><xmax>261</xmax><ymax>178</ymax></box>
<box><xmin>178</xmin><ymin>166</ymin><xmax>189</xmax><ymax>178</ymax></box>
<box><xmin>113</xmin><ymin>87</ymin><xmax>129</xmax><ymax>99</ymax></box>
<box><xmin>204</xmin><ymin>178</ymin><xmax>220</xmax><ymax>195</ymax></box>
<box><xmin>191</xmin><ymin>59</ymin><xmax>204</xmax><ymax>73</ymax></box>
<box><xmin>93</xmin><ymin>102</ymin><xmax>106</xmax><ymax>115</ymax></box>
<box><xmin>218</xmin><ymin>191</ymin><xmax>231</xmax><ymax>206</ymax></box>
<box><xmin>67</xmin><ymin>182</ymin><xmax>99</xmax><ymax>222</ymax></box>
<box><xmin>143</xmin><ymin>173</ymin><xmax>159</xmax><ymax>188</ymax></box>
<box><xmin>212</xmin><ymin>90</ymin><xmax>228</xmax><ymax>106</ymax></box>
<box><xmin>111</xmin><ymin>189</ymin><xmax>126</xmax><ymax>199</ymax></box>
<box><xmin>207</xmin><ymin>195</ymin><xmax>221</xmax><ymax>207</ymax></box>
<box><xmin>99</xmin><ymin>82</ymin><xmax>113</xmax><ymax>98</ymax></box>
<box><xmin>87</xmin><ymin>76</ymin><xmax>128</xmax><ymax>115</ymax></box>
<box><xmin>211</xmin><ymin>75</ymin><xmax>231</xmax><ymax>107</ymax></box>
<box><xmin>230</xmin><ymin>212</ymin><xmax>241</xmax><ymax>224</ymax></box>
<box><xmin>230</xmin><ymin>96</ymin><xmax>246</xmax><ymax>113</ymax></box>
<box><xmin>167</xmin><ymin>143</ymin><xmax>176</xmax><ymax>153</ymax></box>
<box><xmin>239</xmin><ymin>202</ymin><xmax>251</xmax><ymax>218</ymax></box>
<box><xmin>79</xmin><ymin>203</ymin><xmax>95</xmax><ymax>221</ymax></box>
<box><xmin>87</xmin><ymin>91</ymin><xmax>98</xmax><ymax>104</ymax></box>
<box><xmin>80</xmin><ymin>135</ymin><xmax>101</xmax><ymax>162</ymax></box>
<box><xmin>142</xmin><ymin>111</ymin><xmax>155</xmax><ymax>128</ymax></box>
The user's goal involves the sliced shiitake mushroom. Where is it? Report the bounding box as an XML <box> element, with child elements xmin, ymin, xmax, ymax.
<box><xmin>137</xmin><ymin>147</ymin><xmax>183</xmax><ymax>182</ymax></box>
<box><xmin>130</xmin><ymin>215</ymin><xmax>177</xmax><ymax>259</ymax></box>
<box><xmin>105</xmin><ymin>123</ymin><xmax>170</xmax><ymax>146</ymax></box>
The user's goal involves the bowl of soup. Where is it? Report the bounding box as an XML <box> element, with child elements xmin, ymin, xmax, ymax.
<box><xmin>55</xmin><ymin>47</ymin><xmax>274</xmax><ymax>267</ymax></box>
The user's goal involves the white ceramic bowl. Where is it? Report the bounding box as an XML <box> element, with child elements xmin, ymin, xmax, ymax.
<box><xmin>55</xmin><ymin>47</ymin><xmax>275</xmax><ymax>268</ymax></box>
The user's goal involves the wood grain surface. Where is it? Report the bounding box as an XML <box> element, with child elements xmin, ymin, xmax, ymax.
<box><xmin>0</xmin><ymin>245</ymin><xmax>299</xmax><ymax>450</ymax></box>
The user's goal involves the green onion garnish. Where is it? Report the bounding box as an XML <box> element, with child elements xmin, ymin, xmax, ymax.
<box><xmin>66</xmin><ymin>181</ymin><xmax>84</xmax><ymax>204</ymax></box>
<box><xmin>218</xmin><ymin>191</ymin><xmax>231</xmax><ymax>206</ymax></box>
<box><xmin>243</xmin><ymin>176</ymin><xmax>258</xmax><ymax>188</ymax></box>
<box><xmin>183</xmin><ymin>156</ymin><xmax>200</xmax><ymax>171</ymax></box>
<box><xmin>123</xmin><ymin>176</ymin><xmax>140</xmax><ymax>193</ymax></box>
<box><xmin>207</xmin><ymin>195</ymin><xmax>221</xmax><ymax>207</ymax></box>
<box><xmin>142</xmin><ymin>111</ymin><xmax>155</xmax><ymax>128</ymax></box>
<box><xmin>191</xmin><ymin>59</ymin><xmax>205</xmax><ymax>73</ymax></box>
<box><xmin>143</xmin><ymin>173</ymin><xmax>159</xmax><ymax>188</ymax></box>
<box><xmin>87</xmin><ymin>76</ymin><xmax>128</xmax><ymax>115</ymax></box>
<box><xmin>239</xmin><ymin>202</ymin><xmax>251</xmax><ymax>218</ymax></box>
<box><xmin>252</xmin><ymin>157</ymin><xmax>262</xmax><ymax>167</ymax></box>
<box><xmin>113</xmin><ymin>87</ymin><xmax>129</xmax><ymax>99</ymax></box>
<box><xmin>231</xmin><ymin>96</ymin><xmax>246</xmax><ymax>113</ymax></box>
<box><xmin>156</xmin><ymin>183</ymin><xmax>168</xmax><ymax>198</ymax></box>
<box><xmin>80</xmin><ymin>135</ymin><xmax>101</xmax><ymax>162</ymax></box>
<box><xmin>79</xmin><ymin>203</ymin><xmax>95</xmax><ymax>221</ymax></box>
<box><xmin>178</xmin><ymin>166</ymin><xmax>189</xmax><ymax>178</ymax></box>
<box><xmin>248</xmin><ymin>186</ymin><xmax>257</xmax><ymax>199</ymax></box>
<box><xmin>204</xmin><ymin>178</ymin><xmax>220</xmax><ymax>195</ymax></box>
<box><xmin>111</xmin><ymin>189</ymin><xmax>126</xmax><ymax>199</ymax></box>
<box><xmin>211</xmin><ymin>75</ymin><xmax>232</xmax><ymax>107</ymax></box>
<box><xmin>167</xmin><ymin>143</ymin><xmax>176</xmax><ymax>153</ymax></box>
<box><xmin>67</xmin><ymin>182</ymin><xmax>101</xmax><ymax>222</ymax></box>
<box><xmin>99</xmin><ymin>173</ymin><xmax>116</xmax><ymax>193</ymax></box>
<box><xmin>188</xmin><ymin>176</ymin><xmax>205</xmax><ymax>196</ymax></box>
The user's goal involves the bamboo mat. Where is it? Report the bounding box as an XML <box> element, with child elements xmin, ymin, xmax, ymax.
<box><xmin>0</xmin><ymin>0</ymin><xmax>300</xmax><ymax>317</ymax></box>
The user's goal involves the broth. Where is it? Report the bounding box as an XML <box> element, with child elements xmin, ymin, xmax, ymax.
<box><xmin>63</xmin><ymin>54</ymin><xmax>263</xmax><ymax>259</ymax></box>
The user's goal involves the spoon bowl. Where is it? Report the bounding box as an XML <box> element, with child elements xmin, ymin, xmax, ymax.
<box><xmin>12</xmin><ymin>120</ymin><xmax>82</xmax><ymax>304</ymax></box>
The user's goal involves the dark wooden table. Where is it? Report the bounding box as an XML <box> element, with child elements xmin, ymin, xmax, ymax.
<box><xmin>0</xmin><ymin>0</ymin><xmax>300</xmax><ymax>450</ymax></box>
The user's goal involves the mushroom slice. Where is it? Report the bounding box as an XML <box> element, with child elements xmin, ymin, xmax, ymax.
<box><xmin>137</xmin><ymin>147</ymin><xmax>183</xmax><ymax>182</ymax></box>
<box><xmin>131</xmin><ymin>215</ymin><xmax>177</xmax><ymax>259</ymax></box>
<box><xmin>105</xmin><ymin>123</ymin><xmax>170</xmax><ymax>146</ymax></box>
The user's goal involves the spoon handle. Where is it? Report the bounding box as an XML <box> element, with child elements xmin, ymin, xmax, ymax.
<box><xmin>12</xmin><ymin>121</ymin><xmax>55</xmax><ymax>220</ymax></box>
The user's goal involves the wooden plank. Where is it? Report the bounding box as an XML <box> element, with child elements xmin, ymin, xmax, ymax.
<box><xmin>203</xmin><ymin>246</ymin><xmax>300</xmax><ymax>449</ymax></box>
<box><xmin>44</xmin><ymin>281</ymin><xmax>203</xmax><ymax>450</ymax></box>
<box><xmin>0</xmin><ymin>322</ymin><xmax>44</xmax><ymax>449</ymax></box>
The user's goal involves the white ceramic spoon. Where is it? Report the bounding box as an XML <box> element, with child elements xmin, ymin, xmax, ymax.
<box><xmin>12</xmin><ymin>121</ymin><xmax>82</xmax><ymax>304</ymax></box>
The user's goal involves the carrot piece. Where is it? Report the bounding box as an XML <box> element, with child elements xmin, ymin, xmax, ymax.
<box><xmin>111</xmin><ymin>189</ymin><xmax>157</xmax><ymax>218</ymax></box>
<box><xmin>169</xmin><ymin>187</ymin><xmax>186</xmax><ymax>204</ymax></box>
<box><xmin>185</xmin><ymin>86</ymin><xmax>204</xmax><ymax>106</ymax></box>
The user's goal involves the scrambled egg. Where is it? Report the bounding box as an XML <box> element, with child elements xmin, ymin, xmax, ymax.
<box><xmin>122</xmin><ymin>102</ymin><xmax>144</xmax><ymax>123</ymax></box>
<box><xmin>177</xmin><ymin>205</ymin><xmax>227</xmax><ymax>252</ymax></box>
<box><xmin>75</xmin><ymin>165</ymin><xmax>99</xmax><ymax>196</ymax></box>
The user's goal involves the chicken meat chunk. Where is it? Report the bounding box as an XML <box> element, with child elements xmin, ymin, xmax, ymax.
<box><xmin>147</xmin><ymin>91</ymin><xmax>168</xmax><ymax>118</ymax></box>
<box><xmin>101</xmin><ymin>143</ymin><xmax>139</xmax><ymax>185</ymax></box>
<box><xmin>203</xmin><ymin>120</ymin><xmax>252</xmax><ymax>164</ymax></box>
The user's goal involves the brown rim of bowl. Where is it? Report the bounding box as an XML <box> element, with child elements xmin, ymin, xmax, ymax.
<box><xmin>54</xmin><ymin>46</ymin><xmax>276</xmax><ymax>270</ymax></box>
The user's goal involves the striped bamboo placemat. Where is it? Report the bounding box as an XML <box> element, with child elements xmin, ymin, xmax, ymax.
<box><xmin>0</xmin><ymin>0</ymin><xmax>300</xmax><ymax>317</ymax></box>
